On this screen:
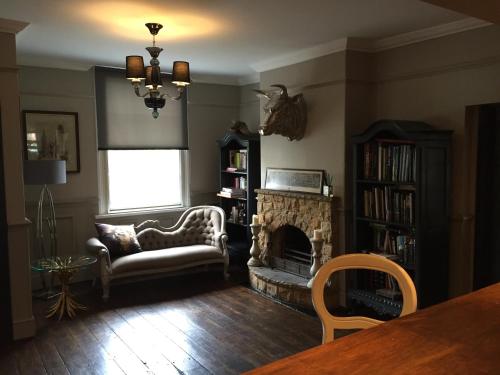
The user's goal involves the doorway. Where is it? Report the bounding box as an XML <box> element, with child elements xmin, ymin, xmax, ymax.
<box><xmin>474</xmin><ymin>103</ymin><xmax>500</xmax><ymax>290</ymax></box>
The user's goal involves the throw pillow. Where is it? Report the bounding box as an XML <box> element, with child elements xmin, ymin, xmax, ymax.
<box><xmin>95</xmin><ymin>223</ymin><xmax>142</xmax><ymax>257</ymax></box>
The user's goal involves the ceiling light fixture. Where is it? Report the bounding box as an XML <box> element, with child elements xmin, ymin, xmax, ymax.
<box><xmin>126</xmin><ymin>23</ymin><xmax>191</xmax><ymax>119</ymax></box>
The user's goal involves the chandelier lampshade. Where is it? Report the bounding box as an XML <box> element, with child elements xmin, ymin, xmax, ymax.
<box><xmin>125</xmin><ymin>23</ymin><xmax>190</xmax><ymax>118</ymax></box>
<box><xmin>172</xmin><ymin>61</ymin><xmax>191</xmax><ymax>87</ymax></box>
<box><xmin>126</xmin><ymin>56</ymin><xmax>145</xmax><ymax>81</ymax></box>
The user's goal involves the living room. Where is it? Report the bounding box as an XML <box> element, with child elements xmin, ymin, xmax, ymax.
<box><xmin>1</xmin><ymin>0</ymin><xmax>499</xmax><ymax>374</ymax></box>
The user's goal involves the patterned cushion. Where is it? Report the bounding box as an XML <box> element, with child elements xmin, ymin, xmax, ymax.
<box><xmin>95</xmin><ymin>223</ymin><xmax>142</xmax><ymax>257</ymax></box>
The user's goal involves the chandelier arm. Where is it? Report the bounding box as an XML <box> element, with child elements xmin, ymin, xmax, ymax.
<box><xmin>133</xmin><ymin>85</ymin><xmax>150</xmax><ymax>98</ymax></box>
<box><xmin>159</xmin><ymin>86</ymin><xmax>185</xmax><ymax>101</ymax></box>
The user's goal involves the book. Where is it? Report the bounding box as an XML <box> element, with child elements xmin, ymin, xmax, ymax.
<box><xmin>239</xmin><ymin>149</ymin><xmax>247</xmax><ymax>170</ymax></box>
<box><xmin>222</xmin><ymin>187</ymin><xmax>246</xmax><ymax>194</ymax></box>
<box><xmin>217</xmin><ymin>191</ymin><xmax>245</xmax><ymax>198</ymax></box>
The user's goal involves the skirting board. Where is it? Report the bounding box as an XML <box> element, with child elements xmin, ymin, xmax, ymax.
<box><xmin>12</xmin><ymin>316</ymin><xmax>36</xmax><ymax>340</ymax></box>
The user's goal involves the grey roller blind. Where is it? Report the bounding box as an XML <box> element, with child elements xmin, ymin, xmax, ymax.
<box><xmin>94</xmin><ymin>66</ymin><xmax>188</xmax><ymax>150</ymax></box>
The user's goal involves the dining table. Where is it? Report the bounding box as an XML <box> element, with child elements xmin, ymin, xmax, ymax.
<box><xmin>246</xmin><ymin>282</ymin><xmax>500</xmax><ymax>374</ymax></box>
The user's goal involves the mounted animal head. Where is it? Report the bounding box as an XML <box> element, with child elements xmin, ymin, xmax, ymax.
<box><xmin>254</xmin><ymin>84</ymin><xmax>307</xmax><ymax>141</ymax></box>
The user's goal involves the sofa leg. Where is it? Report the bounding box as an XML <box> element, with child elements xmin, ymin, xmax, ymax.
<box><xmin>223</xmin><ymin>263</ymin><xmax>230</xmax><ymax>280</ymax></box>
<box><xmin>102</xmin><ymin>280</ymin><xmax>110</xmax><ymax>302</ymax></box>
<box><xmin>102</xmin><ymin>287</ymin><xmax>109</xmax><ymax>302</ymax></box>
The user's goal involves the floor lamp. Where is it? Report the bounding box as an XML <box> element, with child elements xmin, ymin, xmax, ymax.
<box><xmin>23</xmin><ymin>160</ymin><xmax>66</xmax><ymax>296</ymax></box>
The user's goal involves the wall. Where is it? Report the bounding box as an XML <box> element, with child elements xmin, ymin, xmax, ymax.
<box><xmin>188</xmin><ymin>83</ymin><xmax>241</xmax><ymax>204</ymax></box>
<box><xmin>19</xmin><ymin>66</ymin><xmax>246</xmax><ymax>288</ymax></box>
<box><xmin>373</xmin><ymin>24</ymin><xmax>500</xmax><ymax>296</ymax></box>
<box><xmin>0</xmin><ymin>30</ymin><xmax>35</xmax><ymax>339</ymax></box>
<box><xmin>258</xmin><ymin>24</ymin><xmax>500</xmax><ymax>297</ymax></box>
<box><xmin>259</xmin><ymin>52</ymin><xmax>348</xmax><ymax>253</ymax></box>
<box><xmin>239</xmin><ymin>83</ymin><xmax>260</xmax><ymax>132</ymax></box>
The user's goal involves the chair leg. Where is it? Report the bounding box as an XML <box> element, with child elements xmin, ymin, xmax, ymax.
<box><xmin>223</xmin><ymin>262</ymin><xmax>230</xmax><ymax>280</ymax></box>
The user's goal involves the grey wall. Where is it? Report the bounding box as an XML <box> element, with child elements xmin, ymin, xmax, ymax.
<box><xmin>259</xmin><ymin>51</ymin><xmax>348</xmax><ymax>252</ymax></box>
<box><xmin>239</xmin><ymin>83</ymin><xmax>260</xmax><ymax>132</ymax></box>
<box><xmin>0</xmin><ymin>31</ymin><xmax>35</xmax><ymax>340</ymax></box>
<box><xmin>19</xmin><ymin>66</ymin><xmax>254</xmax><ymax>288</ymax></box>
<box><xmin>258</xmin><ymin>24</ymin><xmax>500</xmax><ymax>297</ymax></box>
<box><xmin>188</xmin><ymin>83</ymin><xmax>240</xmax><ymax>204</ymax></box>
<box><xmin>373</xmin><ymin>25</ymin><xmax>500</xmax><ymax>296</ymax></box>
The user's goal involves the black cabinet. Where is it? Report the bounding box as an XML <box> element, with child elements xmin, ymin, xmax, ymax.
<box><xmin>217</xmin><ymin>132</ymin><xmax>260</xmax><ymax>264</ymax></box>
<box><xmin>351</xmin><ymin>120</ymin><xmax>451</xmax><ymax>312</ymax></box>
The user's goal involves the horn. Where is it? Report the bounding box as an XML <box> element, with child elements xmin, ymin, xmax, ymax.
<box><xmin>254</xmin><ymin>89</ymin><xmax>271</xmax><ymax>99</ymax></box>
<box><xmin>270</xmin><ymin>84</ymin><xmax>288</xmax><ymax>97</ymax></box>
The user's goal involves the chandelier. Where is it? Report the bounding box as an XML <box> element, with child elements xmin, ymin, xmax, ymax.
<box><xmin>125</xmin><ymin>23</ymin><xmax>191</xmax><ymax>119</ymax></box>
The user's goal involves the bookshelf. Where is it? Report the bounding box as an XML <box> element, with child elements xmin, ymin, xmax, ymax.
<box><xmin>217</xmin><ymin>132</ymin><xmax>260</xmax><ymax>264</ymax></box>
<box><xmin>351</xmin><ymin>120</ymin><xmax>452</xmax><ymax>314</ymax></box>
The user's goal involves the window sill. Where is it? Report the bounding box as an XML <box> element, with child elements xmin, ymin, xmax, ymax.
<box><xmin>95</xmin><ymin>206</ymin><xmax>187</xmax><ymax>221</ymax></box>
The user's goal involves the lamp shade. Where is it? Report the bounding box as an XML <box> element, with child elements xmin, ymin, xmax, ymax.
<box><xmin>23</xmin><ymin>160</ymin><xmax>67</xmax><ymax>185</ymax></box>
<box><xmin>172</xmin><ymin>61</ymin><xmax>191</xmax><ymax>86</ymax></box>
<box><xmin>126</xmin><ymin>56</ymin><xmax>145</xmax><ymax>80</ymax></box>
<box><xmin>145</xmin><ymin>65</ymin><xmax>162</xmax><ymax>88</ymax></box>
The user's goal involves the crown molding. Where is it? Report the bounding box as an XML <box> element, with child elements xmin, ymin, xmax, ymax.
<box><xmin>249</xmin><ymin>17</ymin><xmax>491</xmax><ymax>74</ymax></box>
<box><xmin>191</xmin><ymin>73</ymin><xmax>242</xmax><ymax>86</ymax></box>
<box><xmin>237</xmin><ymin>73</ymin><xmax>260</xmax><ymax>86</ymax></box>
<box><xmin>250</xmin><ymin>38</ymin><xmax>348</xmax><ymax>73</ymax></box>
<box><xmin>0</xmin><ymin>18</ymin><xmax>29</xmax><ymax>34</ymax></box>
<box><xmin>371</xmin><ymin>17</ymin><xmax>492</xmax><ymax>51</ymax></box>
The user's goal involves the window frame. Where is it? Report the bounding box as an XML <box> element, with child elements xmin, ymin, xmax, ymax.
<box><xmin>98</xmin><ymin>149</ymin><xmax>190</xmax><ymax>216</ymax></box>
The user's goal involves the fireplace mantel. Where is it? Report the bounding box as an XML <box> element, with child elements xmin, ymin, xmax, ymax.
<box><xmin>255</xmin><ymin>189</ymin><xmax>335</xmax><ymax>202</ymax></box>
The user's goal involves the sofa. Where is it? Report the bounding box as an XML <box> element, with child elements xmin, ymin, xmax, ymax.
<box><xmin>86</xmin><ymin>206</ymin><xmax>229</xmax><ymax>300</ymax></box>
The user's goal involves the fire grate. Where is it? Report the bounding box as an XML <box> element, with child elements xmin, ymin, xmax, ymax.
<box><xmin>271</xmin><ymin>256</ymin><xmax>311</xmax><ymax>278</ymax></box>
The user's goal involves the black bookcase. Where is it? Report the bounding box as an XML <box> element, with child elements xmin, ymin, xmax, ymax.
<box><xmin>217</xmin><ymin>132</ymin><xmax>260</xmax><ymax>264</ymax></box>
<box><xmin>351</xmin><ymin>120</ymin><xmax>452</xmax><ymax>314</ymax></box>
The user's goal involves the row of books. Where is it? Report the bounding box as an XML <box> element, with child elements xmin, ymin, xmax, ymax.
<box><xmin>369</xmin><ymin>225</ymin><xmax>416</xmax><ymax>267</ymax></box>
<box><xmin>362</xmin><ymin>187</ymin><xmax>415</xmax><ymax>225</ymax></box>
<box><xmin>362</xmin><ymin>142</ymin><xmax>416</xmax><ymax>182</ymax></box>
<box><xmin>228</xmin><ymin>149</ymin><xmax>247</xmax><ymax>171</ymax></box>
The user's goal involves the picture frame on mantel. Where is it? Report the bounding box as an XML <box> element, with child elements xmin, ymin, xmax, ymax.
<box><xmin>23</xmin><ymin>110</ymin><xmax>80</xmax><ymax>173</ymax></box>
<box><xmin>265</xmin><ymin>167</ymin><xmax>324</xmax><ymax>194</ymax></box>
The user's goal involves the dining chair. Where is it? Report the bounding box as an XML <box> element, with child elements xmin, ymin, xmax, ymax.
<box><xmin>311</xmin><ymin>253</ymin><xmax>417</xmax><ymax>344</ymax></box>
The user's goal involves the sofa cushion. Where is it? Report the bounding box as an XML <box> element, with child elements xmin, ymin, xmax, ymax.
<box><xmin>95</xmin><ymin>223</ymin><xmax>142</xmax><ymax>257</ymax></box>
<box><xmin>111</xmin><ymin>245</ymin><xmax>223</xmax><ymax>274</ymax></box>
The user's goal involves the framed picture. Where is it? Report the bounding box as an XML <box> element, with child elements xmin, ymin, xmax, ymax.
<box><xmin>23</xmin><ymin>110</ymin><xmax>80</xmax><ymax>173</ymax></box>
<box><xmin>265</xmin><ymin>168</ymin><xmax>324</xmax><ymax>194</ymax></box>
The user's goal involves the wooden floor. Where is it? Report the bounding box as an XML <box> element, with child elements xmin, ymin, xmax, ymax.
<box><xmin>0</xmin><ymin>272</ymin><xmax>322</xmax><ymax>374</ymax></box>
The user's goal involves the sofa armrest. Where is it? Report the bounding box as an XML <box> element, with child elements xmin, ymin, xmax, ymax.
<box><xmin>213</xmin><ymin>232</ymin><xmax>229</xmax><ymax>256</ymax></box>
<box><xmin>86</xmin><ymin>238</ymin><xmax>112</xmax><ymax>269</ymax></box>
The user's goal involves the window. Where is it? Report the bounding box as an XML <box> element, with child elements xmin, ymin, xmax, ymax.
<box><xmin>102</xmin><ymin>149</ymin><xmax>187</xmax><ymax>213</ymax></box>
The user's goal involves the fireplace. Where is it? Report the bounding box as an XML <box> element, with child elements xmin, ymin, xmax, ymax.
<box><xmin>269</xmin><ymin>225</ymin><xmax>312</xmax><ymax>278</ymax></box>
<box><xmin>249</xmin><ymin>189</ymin><xmax>339</xmax><ymax>309</ymax></box>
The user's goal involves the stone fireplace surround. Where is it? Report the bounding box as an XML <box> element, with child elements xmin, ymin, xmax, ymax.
<box><xmin>249</xmin><ymin>189</ymin><xmax>339</xmax><ymax>309</ymax></box>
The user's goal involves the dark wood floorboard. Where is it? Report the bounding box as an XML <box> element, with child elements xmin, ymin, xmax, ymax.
<box><xmin>0</xmin><ymin>272</ymin><xmax>322</xmax><ymax>375</ymax></box>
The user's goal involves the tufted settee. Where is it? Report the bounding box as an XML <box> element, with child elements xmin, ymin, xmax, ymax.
<box><xmin>86</xmin><ymin>206</ymin><xmax>229</xmax><ymax>300</ymax></box>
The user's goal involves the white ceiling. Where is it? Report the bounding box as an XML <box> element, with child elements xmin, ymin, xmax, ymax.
<box><xmin>1</xmin><ymin>0</ymin><xmax>470</xmax><ymax>84</ymax></box>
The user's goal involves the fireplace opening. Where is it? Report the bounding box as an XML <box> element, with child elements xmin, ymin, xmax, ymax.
<box><xmin>270</xmin><ymin>225</ymin><xmax>312</xmax><ymax>278</ymax></box>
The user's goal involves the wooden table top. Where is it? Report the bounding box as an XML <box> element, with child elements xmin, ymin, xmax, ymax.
<box><xmin>247</xmin><ymin>283</ymin><xmax>500</xmax><ymax>375</ymax></box>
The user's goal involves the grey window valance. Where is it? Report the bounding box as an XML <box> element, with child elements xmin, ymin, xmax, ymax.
<box><xmin>94</xmin><ymin>66</ymin><xmax>188</xmax><ymax>150</ymax></box>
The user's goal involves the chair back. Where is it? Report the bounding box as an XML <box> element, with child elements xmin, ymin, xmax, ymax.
<box><xmin>312</xmin><ymin>253</ymin><xmax>417</xmax><ymax>344</ymax></box>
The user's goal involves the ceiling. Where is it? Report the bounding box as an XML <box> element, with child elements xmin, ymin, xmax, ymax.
<box><xmin>1</xmin><ymin>0</ymin><xmax>472</xmax><ymax>84</ymax></box>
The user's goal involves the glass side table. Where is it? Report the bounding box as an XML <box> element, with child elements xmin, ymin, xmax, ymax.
<box><xmin>32</xmin><ymin>255</ymin><xmax>97</xmax><ymax>320</ymax></box>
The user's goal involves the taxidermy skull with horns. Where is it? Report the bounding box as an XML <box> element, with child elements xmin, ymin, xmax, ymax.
<box><xmin>254</xmin><ymin>84</ymin><xmax>307</xmax><ymax>141</ymax></box>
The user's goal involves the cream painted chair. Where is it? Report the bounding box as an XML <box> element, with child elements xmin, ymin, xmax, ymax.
<box><xmin>312</xmin><ymin>253</ymin><xmax>417</xmax><ymax>344</ymax></box>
